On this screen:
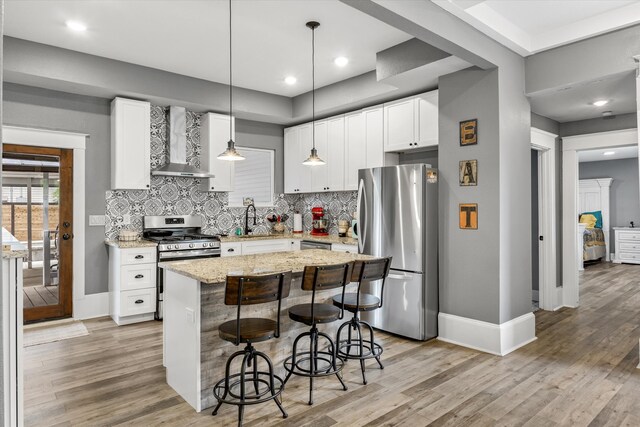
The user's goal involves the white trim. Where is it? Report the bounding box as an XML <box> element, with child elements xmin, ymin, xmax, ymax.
<box><xmin>563</xmin><ymin>128</ymin><xmax>637</xmax><ymax>152</ymax></box>
<box><xmin>437</xmin><ymin>312</ymin><xmax>537</xmax><ymax>356</ymax></box>
<box><xmin>72</xmin><ymin>292</ymin><xmax>109</xmax><ymax>320</ymax></box>
<box><xmin>1</xmin><ymin>125</ymin><xmax>94</xmax><ymax>318</ymax></box>
<box><xmin>579</xmin><ymin>178</ymin><xmax>613</xmax><ymax>263</ymax></box>
<box><xmin>531</xmin><ymin>128</ymin><xmax>559</xmax><ymax>311</ymax></box>
<box><xmin>3</xmin><ymin>125</ymin><xmax>87</xmax><ymax>149</ymax></box>
<box><xmin>562</xmin><ymin>127</ymin><xmax>636</xmax><ymax>309</ymax></box>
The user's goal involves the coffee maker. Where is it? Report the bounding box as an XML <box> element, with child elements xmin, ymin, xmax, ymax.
<box><xmin>310</xmin><ymin>206</ymin><xmax>329</xmax><ymax>236</ymax></box>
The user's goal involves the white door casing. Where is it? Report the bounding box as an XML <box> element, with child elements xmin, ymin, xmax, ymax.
<box><xmin>531</xmin><ymin>128</ymin><xmax>559</xmax><ymax>311</ymax></box>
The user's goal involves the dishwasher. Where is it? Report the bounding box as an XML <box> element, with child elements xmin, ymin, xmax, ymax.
<box><xmin>300</xmin><ymin>240</ymin><xmax>332</xmax><ymax>251</ymax></box>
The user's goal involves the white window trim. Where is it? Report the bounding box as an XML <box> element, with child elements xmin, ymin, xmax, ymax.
<box><xmin>228</xmin><ymin>146</ymin><xmax>275</xmax><ymax>208</ymax></box>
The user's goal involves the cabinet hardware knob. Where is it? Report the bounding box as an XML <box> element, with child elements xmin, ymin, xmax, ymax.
<box><xmin>211</xmin><ymin>187</ymin><xmax>214</xmax><ymax>190</ymax></box>
<box><xmin>135</xmin><ymin>274</ymin><xmax>144</xmax><ymax>279</ymax></box>
<box><xmin>134</xmin><ymin>255</ymin><xmax>144</xmax><ymax>259</ymax></box>
<box><xmin>228</xmin><ymin>248</ymin><xmax>235</xmax><ymax>252</ymax></box>
<box><xmin>146</xmin><ymin>185</ymin><xmax>150</xmax><ymax>188</ymax></box>
<box><xmin>62</xmin><ymin>233</ymin><xmax>71</xmax><ymax>240</ymax></box>
<box><xmin>135</xmin><ymin>299</ymin><xmax>144</xmax><ymax>304</ymax></box>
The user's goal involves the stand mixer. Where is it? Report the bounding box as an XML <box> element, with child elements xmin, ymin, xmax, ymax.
<box><xmin>310</xmin><ymin>206</ymin><xmax>329</xmax><ymax>236</ymax></box>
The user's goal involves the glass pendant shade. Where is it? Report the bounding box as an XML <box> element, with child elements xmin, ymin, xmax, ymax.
<box><xmin>302</xmin><ymin>147</ymin><xmax>325</xmax><ymax>165</ymax></box>
<box><xmin>217</xmin><ymin>139</ymin><xmax>245</xmax><ymax>161</ymax></box>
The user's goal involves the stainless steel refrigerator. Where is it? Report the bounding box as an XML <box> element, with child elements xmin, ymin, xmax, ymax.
<box><xmin>357</xmin><ymin>164</ymin><xmax>438</xmax><ymax>341</ymax></box>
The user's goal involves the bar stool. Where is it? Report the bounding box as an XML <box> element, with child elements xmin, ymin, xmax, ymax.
<box><xmin>333</xmin><ymin>257</ymin><xmax>392</xmax><ymax>385</ymax></box>
<box><xmin>212</xmin><ymin>271</ymin><xmax>292</xmax><ymax>427</ymax></box>
<box><xmin>283</xmin><ymin>262</ymin><xmax>353</xmax><ymax>405</ymax></box>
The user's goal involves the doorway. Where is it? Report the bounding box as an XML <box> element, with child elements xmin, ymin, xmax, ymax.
<box><xmin>531</xmin><ymin>149</ymin><xmax>540</xmax><ymax>310</ymax></box>
<box><xmin>2</xmin><ymin>144</ymin><xmax>74</xmax><ymax>322</ymax></box>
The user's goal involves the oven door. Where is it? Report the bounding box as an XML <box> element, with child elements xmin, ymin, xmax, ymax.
<box><xmin>155</xmin><ymin>248</ymin><xmax>221</xmax><ymax>320</ymax></box>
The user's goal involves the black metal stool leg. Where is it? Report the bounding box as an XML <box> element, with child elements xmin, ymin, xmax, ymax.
<box><xmin>362</xmin><ymin>320</ymin><xmax>384</xmax><ymax>369</ymax></box>
<box><xmin>238</xmin><ymin>405</ymin><xmax>244</xmax><ymax>427</ymax></box>
<box><xmin>354</xmin><ymin>321</ymin><xmax>367</xmax><ymax>384</ymax></box>
<box><xmin>308</xmin><ymin>327</ymin><xmax>317</xmax><ymax>405</ymax></box>
<box><xmin>257</xmin><ymin>350</ymin><xmax>288</xmax><ymax>419</ymax></box>
<box><xmin>212</xmin><ymin>349</ymin><xmax>245</xmax><ymax>416</ymax></box>
<box><xmin>320</xmin><ymin>330</ymin><xmax>348</xmax><ymax>391</ymax></box>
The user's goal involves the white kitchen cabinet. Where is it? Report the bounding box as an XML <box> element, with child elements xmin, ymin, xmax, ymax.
<box><xmin>199</xmin><ymin>113</ymin><xmax>235</xmax><ymax>192</ymax></box>
<box><xmin>331</xmin><ymin>243</ymin><xmax>358</xmax><ymax>253</ymax></box>
<box><xmin>309</xmin><ymin>116</ymin><xmax>345</xmax><ymax>193</ymax></box>
<box><xmin>383</xmin><ymin>90</ymin><xmax>439</xmax><ymax>152</ymax></box>
<box><xmin>240</xmin><ymin>239</ymin><xmax>292</xmax><ymax>255</ymax></box>
<box><xmin>221</xmin><ymin>242</ymin><xmax>242</xmax><ymax>257</ymax></box>
<box><xmin>108</xmin><ymin>246</ymin><xmax>157</xmax><ymax>325</ymax></box>
<box><xmin>110</xmin><ymin>97</ymin><xmax>151</xmax><ymax>190</ymax></box>
<box><xmin>284</xmin><ymin>124</ymin><xmax>313</xmax><ymax>194</ymax></box>
<box><xmin>364</xmin><ymin>106</ymin><xmax>384</xmax><ymax>169</ymax></box>
<box><xmin>290</xmin><ymin>239</ymin><xmax>301</xmax><ymax>251</ymax></box>
<box><xmin>344</xmin><ymin>111</ymin><xmax>366</xmax><ymax>191</ymax></box>
<box><xmin>416</xmin><ymin>90</ymin><xmax>438</xmax><ymax>148</ymax></box>
<box><xmin>383</xmin><ymin>97</ymin><xmax>415</xmax><ymax>152</ymax></box>
<box><xmin>311</xmin><ymin>120</ymin><xmax>329</xmax><ymax>193</ymax></box>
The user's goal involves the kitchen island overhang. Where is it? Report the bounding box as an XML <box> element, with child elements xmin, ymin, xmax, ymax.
<box><xmin>159</xmin><ymin>249</ymin><xmax>377</xmax><ymax>412</ymax></box>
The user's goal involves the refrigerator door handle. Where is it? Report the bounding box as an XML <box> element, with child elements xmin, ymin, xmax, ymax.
<box><xmin>388</xmin><ymin>272</ymin><xmax>414</xmax><ymax>280</ymax></box>
<box><xmin>357</xmin><ymin>178</ymin><xmax>367</xmax><ymax>253</ymax></box>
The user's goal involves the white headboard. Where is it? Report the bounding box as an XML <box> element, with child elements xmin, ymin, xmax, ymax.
<box><xmin>579</xmin><ymin>178</ymin><xmax>613</xmax><ymax>261</ymax></box>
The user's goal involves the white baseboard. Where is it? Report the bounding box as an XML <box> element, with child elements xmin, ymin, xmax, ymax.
<box><xmin>437</xmin><ymin>312</ymin><xmax>537</xmax><ymax>356</ymax></box>
<box><xmin>73</xmin><ymin>292</ymin><xmax>109</xmax><ymax>320</ymax></box>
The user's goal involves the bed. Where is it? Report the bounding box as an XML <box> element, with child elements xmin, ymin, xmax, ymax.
<box><xmin>578</xmin><ymin>178</ymin><xmax>613</xmax><ymax>270</ymax></box>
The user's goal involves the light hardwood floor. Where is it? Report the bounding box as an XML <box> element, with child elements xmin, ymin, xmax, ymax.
<box><xmin>24</xmin><ymin>262</ymin><xmax>640</xmax><ymax>426</ymax></box>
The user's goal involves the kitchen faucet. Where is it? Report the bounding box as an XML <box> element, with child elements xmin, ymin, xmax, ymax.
<box><xmin>245</xmin><ymin>203</ymin><xmax>257</xmax><ymax>235</ymax></box>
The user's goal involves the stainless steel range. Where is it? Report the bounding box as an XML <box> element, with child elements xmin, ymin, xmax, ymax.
<box><xmin>143</xmin><ymin>215</ymin><xmax>221</xmax><ymax>319</ymax></box>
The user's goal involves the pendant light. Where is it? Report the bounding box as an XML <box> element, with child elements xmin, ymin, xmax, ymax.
<box><xmin>302</xmin><ymin>21</ymin><xmax>326</xmax><ymax>166</ymax></box>
<box><xmin>218</xmin><ymin>0</ymin><xmax>245</xmax><ymax>161</ymax></box>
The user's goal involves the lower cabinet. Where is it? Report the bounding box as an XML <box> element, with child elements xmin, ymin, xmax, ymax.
<box><xmin>331</xmin><ymin>243</ymin><xmax>358</xmax><ymax>253</ymax></box>
<box><xmin>108</xmin><ymin>246</ymin><xmax>157</xmax><ymax>325</ymax></box>
<box><xmin>221</xmin><ymin>238</ymin><xmax>301</xmax><ymax>258</ymax></box>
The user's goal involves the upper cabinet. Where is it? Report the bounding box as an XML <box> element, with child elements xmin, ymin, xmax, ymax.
<box><xmin>311</xmin><ymin>116</ymin><xmax>345</xmax><ymax>193</ymax></box>
<box><xmin>383</xmin><ymin>89</ymin><xmax>438</xmax><ymax>152</ymax></box>
<box><xmin>284</xmin><ymin>123</ymin><xmax>312</xmax><ymax>193</ymax></box>
<box><xmin>199</xmin><ymin>113</ymin><xmax>235</xmax><ymax>192</ymax></box>
<box><xmin>283</xmin><ymin>90</ymin><xmax>436</xmax><ymax>194</ymax></box>
<box><xmin>111</xmin><ymin>97</ymin><xmax>151</xmax><ymax>190</ymax></box>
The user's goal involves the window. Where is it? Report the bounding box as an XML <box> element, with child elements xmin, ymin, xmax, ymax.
<box><xmin>228</xmin><ymin>147</ymin><xmax>275</xmax><ymax>207</ymax></box>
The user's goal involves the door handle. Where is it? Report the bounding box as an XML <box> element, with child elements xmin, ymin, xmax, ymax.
<box><xmin>135</xmin><ymin>274</ymin><xmax>144</xmax><ymax>279</ymax></box>
<box><xmin>388</xmin><ymin>273</ymin><xmax>412</xmax><ymax>280</ymax></box>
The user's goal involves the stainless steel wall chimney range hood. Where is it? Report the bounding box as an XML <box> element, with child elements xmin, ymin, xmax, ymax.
<box><xmin>152</xmin><ymin>106</ymin><xmax>215</xmax><ymax>178</ymax></box>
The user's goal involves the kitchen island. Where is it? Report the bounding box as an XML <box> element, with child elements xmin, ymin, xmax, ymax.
<box><xmin>159</xmin><ymin>249</ymin><xmax>376</xmax><ymax>412</ymax></box>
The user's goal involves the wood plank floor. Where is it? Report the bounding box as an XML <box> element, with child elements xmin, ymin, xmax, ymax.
<box><xmin>23</xmin><ymin>267</ymin><xmax>59</xmax><ymax>308</ymax></box>
<box><xmin>24</xmin><ymin>262</ymin><xmax>640</xmax><ymax>426</ymax></box>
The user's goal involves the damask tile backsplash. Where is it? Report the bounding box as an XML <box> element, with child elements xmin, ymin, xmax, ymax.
<box><xmin>105</xmin><ymin>105</ymin><xmax>357</xmax><ymax>239</ymax></box>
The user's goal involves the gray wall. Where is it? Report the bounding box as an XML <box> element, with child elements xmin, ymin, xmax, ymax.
<box><xmin>560</xmin><ymin>112</ymin><xmax>637</xmax><ymax>137</ymax></box>
<box><xmin>531</xmin><ymin>150</ymin><xmax>539</xmax><ymax>294</ymax></box>
<box><xmin>3</xmin><ymin>83</ymin><xmax>285</xmax><ymax>295</ymax></box>
<box><xmin>3</xmin><ymin>83</ymin><xmax>112</xmax><ymax>295</ymax></box>
<box><xmin>399</xmin><ymin>148</ymin><xmax>438</xmax><ymax>168</ymax></box>
<box><xmin>438</xmin><ymin>68</ymin><xmax>502</xmax><ymax>324</ymax></box>
<box><xmin>579</xmin><ymin>158</ymin><xmax>640</xmax><ymax>237</ymax></box>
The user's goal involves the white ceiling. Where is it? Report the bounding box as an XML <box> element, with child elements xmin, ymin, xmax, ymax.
<box><xmin>529</xmin><ymin>71</ymin><xmax>637</xmax><ymax>123</ymax></box>
<box><xmin>4</xmin><ymin>0</ymin><xmax>412</xmax><ymax>97</ymax></box>
<box><xmin>579</xmin><ymin>145</ymin><xmax>638</xmax><ymax>163</ymax></box>
<box><xmin>432</xmin><ymin>0</ymin><xmax>640</xmax><ymax>56</ymax></box>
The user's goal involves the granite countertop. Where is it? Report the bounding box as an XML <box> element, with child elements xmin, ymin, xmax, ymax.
<box><xmin>159</xmin><ymin>249</ymin><xmax>375</xmax><ymax>284</ymax></box>
<box><xmin>2</xmin><ymin>250</ymin><xmax>28</xmax><ymax>259</ymax></box>
<box><xmin>104</xmin><ymin>239</ymin><xmax>158</xmax><ymax>249</ymax></box>
<box><xmin>220</xmin><ymin>232</ymin><xmax>358</xmax><ymax>246</ymax></box>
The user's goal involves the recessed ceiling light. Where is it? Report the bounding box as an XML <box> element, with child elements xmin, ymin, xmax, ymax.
<box><xmin>66</xmin><ymin>20</ymin><xmax>87</xmax><ymax>32</ymax></box>
<box><xmin>603</xmin><ymin>151</ymin><xmax>616</xmax><ymax>156</ymax></box>
<box><xmin>591</xmin><ymin>99</ymin><xmax>609</xmax><ymax>107</ymax></box>
<box><xmin>284</xmin><ymin>76</ymin><xmax>297</xmax><ymax>85</ymax></box>
<box><xmin>334</xmin><ymin>56</ymin><xmax>349</xmax><ymax>67</ymax></box>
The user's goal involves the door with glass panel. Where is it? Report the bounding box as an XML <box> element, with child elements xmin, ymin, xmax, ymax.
<box><xmin>2</xmin><ymin>144</ymin><xmax>73</xmax><ymax>322</ymax></box>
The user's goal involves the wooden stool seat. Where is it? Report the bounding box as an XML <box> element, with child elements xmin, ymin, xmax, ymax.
<box><xmin>288</xmin><ymin>303</ymin><xmax>341</xmax><ymax>325</ymax></box>
<box><xmin>219</xmin><ymin>318</ymin><xmax>278</xmax><ymax>344</ymax></box>
<box><xmin>332</xmin><ymin>293</ymin><xmax>380</xmax><ymax>312</ymax></box>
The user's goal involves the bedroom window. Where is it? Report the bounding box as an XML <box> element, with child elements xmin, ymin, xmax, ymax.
<box><xmin>227</xmin><ymin>147</ymin><xmax>275</xmax><ymax>207</ymax></box>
